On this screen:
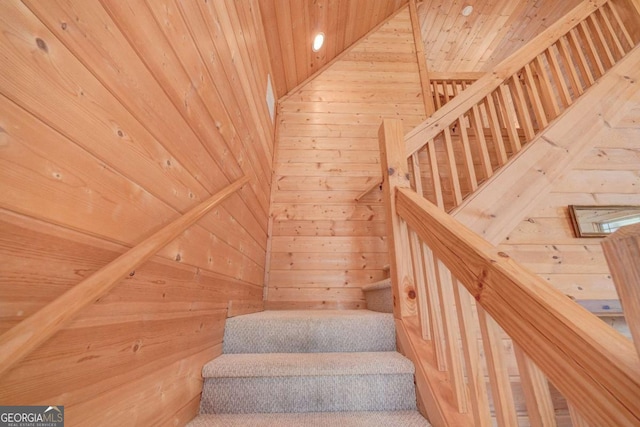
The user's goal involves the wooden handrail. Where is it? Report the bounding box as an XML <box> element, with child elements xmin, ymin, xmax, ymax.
<box><xmin>428</xmin><ymin>72</ymin><xmax>485</xmax><ymax>80</ymax></box>
<box><xmin>404</xmin><ymin>0</ymin><xmax>609</xmax><ymax>156</ymax></box>
<box><xmin>396</xmin><ymin>186</ymin><xmax>640</xmax><ymax>426</ymax></box>
<box><xmin>0</xmin><ymin>175</ymin><xmax>250</xmax><ymax>377</ymax></box>
<box><xmin>354</xmin><ymin>178</ymin><xmax>382</xmax><ymax>201</ymax></box>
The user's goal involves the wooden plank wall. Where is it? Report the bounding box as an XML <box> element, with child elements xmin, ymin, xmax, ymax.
<box><xmin>267</xmin><ymin>7</ymin><xmax>426</xmax><ymax>309</ymax></box>
<box><xmin>0</xmin><ymin>0</ymin><xmax>274</xmax><ymax>425</ymax></box>
<box><xmin>499</xmin><ymin>122</ymin><xmax>640</xmax><ymax>301</ymax></box>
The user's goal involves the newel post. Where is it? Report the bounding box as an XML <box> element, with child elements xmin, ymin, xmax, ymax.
<box><xmin>601</xmin><ymin>222</ymin><xmax>640</xmax><ymax>356</ymax></box>
<box><xmin>378</xmin><ymin>119</ymin><xmax>416</xmax><ymax>319</ymax></box>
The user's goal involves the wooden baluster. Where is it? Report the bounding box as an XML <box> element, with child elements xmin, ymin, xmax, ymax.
<box><xmin>434</xmin><ymin>81</ymin><xmax>443</xmax><ymax>109</ymax></box>
<box><xmin>469</xmin><ymin>104</ymin><xmax>494</xmax><ymax>180</ymax></box>
<box><xmin>422</xmin><ymin>244</ymin><xmax>448</xmax><ymax>371</ymax></box>
<box><xmin>492</xmin><ymin>89</ymin><xmax>508</xmax><ymax>131</ymax></box>
<box><xmin>457</xmin><ymin>113</ymin><xmax>478</xmax><ymax>192</ymax></box>
<box><xmin>597</xmin><ymin>7</ymin><xmax>626</xmax><ymax>59</ymax></box>
<box><xmin>514</xmin><ymin>345</ymin><xmax>557</xmax><ymax>427</ymax></box>
<box><xmin>606</xmin><ymin>1</ymin><xmax>635</xmax><ymax>50</ymax></box>
<box><xmin>408</xmin><ymin>153</ymin><xmax>430</xmax><ymax>337</ymax></box>
<box><xmin>408</xmin><ymin>225</ymin><xmax>431</xmax><ymax>340</ymax></box>
<box><xmin>544</xmin><ymin>45</ymin><xmax>574</xmax><ymax>109</ymax></box>
<box><xmin>411</xmin><ymin>152</ymin><xmax>425</xmax><ymax>200</ymax></box>
<box><xmin>497</xmin><ymin>84</ymin><xmax>523</xmax><ymax>152</ymax></box>
<box><xmin>435</xmin><ymin>260</ymin><xmax>467</xmax><ymax>413</ymax></box>
<box><xmin>601</xmin><ymin>223</ymin><xmax>640</xmax><ymax>356</ymax></box>
<box><xmin>507</xmin><ymin>75</ymin><xmax>537</xmax><ymax>141</ymax></box>
<box><xmin>557</xmin><ymin>35</ymin><xmax>585</xmax><ymax>97</ymax></box>
<box><xmin>522</xmin><ymin>63</ymin><xmax>549</xmax><ymax>129</ymax></box>
<box><xmin>453</xmin><ymin>280</ymin><xmax>492</xmax><ymax>426</ymax></box>
<box><xmin>533</xmin><ymin>55</ymin><xmax>561</xmax><ymax>120</ymax></box>
<box><xmin>451</xmin><ymin>80</ymin><xmax>460</xmax><ymax>97</ymax></box>
<box><xmin>577</xmin><ymin>21</ymin><xmax>606</xmax><ymax>78</ymax></box>
<box><xmin>568</xmin><ymin>27</ymin><xmax>596</xmax><ymax>86</ymax></box>
<box><xmin>569</xmin><ymin>402</ymin><xmax>593</xmax><ymax>427</ymax></box>
<box><xmin>483</xmin><ymin>94</ymin><xmax>508</xmax><ymax>166</ymax></box>
<box><xmin>443</xmin><ymin>126</ymin><xmax>463</xmax><ymax>206</ymax></box>
<box><xmin>407</xmin><ymin>153</ymin><xmax>417</xmax><ymax>191</ymax></box>
<box><xmin>586</xmin><ymin>14</ymin><xmax>615</xmax><ymax>70</ymax></box>
<box><xmin>425</xmin><ymin>138</ymin><xmax>444</xmax><ymax>209</ymax></box>
<box><xmin>443</xmin><ymin>81</ymin><xmax>452</xmax><ymax>105</ymax></box>
<box><xmin>477</xmin><ymin>306</ymin><xmax>519</xmax><ymax>427</ymax></box>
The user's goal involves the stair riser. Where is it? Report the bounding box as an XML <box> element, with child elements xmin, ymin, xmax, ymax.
<box><xmin>223</xmin><ymin>315</ymin><xmax>396</xmax><ymax>354</ymax></box>
<box><xmin>363</xmin><ymin>288</ymin><xmax>393</xmax><ymax>313</ymax></box>
<box><xmin>200</xmin><ymin>374</ymin><xmax>416</xmax><ymax>414</ymax></box>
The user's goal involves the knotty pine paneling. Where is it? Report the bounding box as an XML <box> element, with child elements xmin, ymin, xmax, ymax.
<box><xmin>267</xmin><ymin>8</ymin><xmax>426</xmax><ymax>308</ymax></box>
<box><xmin>0</xmin><ymin>0</ymin><xmax>273</xmax><ymax>424</ymax></box>
<box><xmin>499</xmin><ymin>125</ymin><xmax>640</xmax><ymax>301</ymax></box>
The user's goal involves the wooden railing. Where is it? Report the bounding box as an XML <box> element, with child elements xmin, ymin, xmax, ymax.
<box><xmin>0</xmin><ymin>175</ymin><xmax>250</xmax><ymax>377</ymax></box>
<box><xmin>378</xmin><ymin>118</ymin><xmax>640</xmax><ymax>426</ymax></box>
<box><xmin>354</xmin><ymin>74</ymin><xmax>479</xmax><ymax>202</ymax></box>
<box><xmin>428</xmin><ymin>72</ymin><xmax>482</xmax><ymax>110</ymax></box>
<box><xmin>405</xmin><ymin>0</ymin><xmax>639</xmax><ymax>212</ymax></box>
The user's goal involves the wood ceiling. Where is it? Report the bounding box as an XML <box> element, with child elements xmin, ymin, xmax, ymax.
<box><xmin>419</xmin><ymin>0</ymin><xmax>583</xmax><ymax>72</ymax></box>
<box><xmin>259</xmin><ymin>1</ymin><xmax>586</xmax><ymax>99</ymax></box>
<box><xmin>258</xmin><ymin>0</ymin><xmax>408</xmax><ymax>98</ymax></box>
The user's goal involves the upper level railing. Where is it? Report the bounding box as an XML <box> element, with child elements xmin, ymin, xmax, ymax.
<box><xmin>0</xmin><ymin>175</ymin><xmax>250</xmax><ymax>377</ymax></box>
<box><xmin>379</xmin><ymin>118</ymin><xmax>640</xmax><ymax>426</ymax></box>
<box><xmin>354</xmin><ymin>74</ymin><xmax>479</xmax><ymax>202</ymax></box>
<box><xmin>404</xmin><ymin>0</ymin><xmax>639</xmax><ymax>211</ymax></box>
<box><xmin>428</xmin><ymin>72</ymin><xmax>483</xmax><ymax>110</ymax></box>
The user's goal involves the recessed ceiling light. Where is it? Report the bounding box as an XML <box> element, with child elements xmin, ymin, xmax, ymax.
<box><xmin>312</xmin><ymin>33</ymin><xmax>325</xmax><ymax>52</ymax></box>
<box><xmin>461</xmin><ymin>5</ymin><xmax>473</xmax><ymax>16</ymax></box>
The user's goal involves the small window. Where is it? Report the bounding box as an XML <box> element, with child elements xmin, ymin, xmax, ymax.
<box><xmin>569</xmin><ymin>205</ymin><xmax>640</xmax><ymax>237</ymax></box>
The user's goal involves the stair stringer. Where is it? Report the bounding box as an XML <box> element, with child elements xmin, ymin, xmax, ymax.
<box><xmin>450</xmin><ymin>44</ymin><xmax>640</xmax><ymax>245</ymax></box>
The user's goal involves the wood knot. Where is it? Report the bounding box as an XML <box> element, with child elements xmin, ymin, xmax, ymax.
<box><xmin>35</xmin><ymin>38</ymin><xmax>48</xmax><ymax>53</ymax></box>
<box><xmin>388</xmin><ymin>167</ymin><xmax>395</xmax><ymax>176</ymax></box>
<box><xmin>497</xmin><ymin>251</ymin><xmax>509</xmax><ymax>258</ymax></box>
<box><xmin>129</xmin><ymin>270</ymin><xmax>135</xmax><ymax>277</ymax></box>
<box><xmin>408</xmin><ymin>289</ymin><xmax>416</xmax><ymax>299</ymax></box>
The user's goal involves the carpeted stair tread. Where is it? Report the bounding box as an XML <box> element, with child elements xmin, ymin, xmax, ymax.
<box><xmin>187</xmin><ymin>410</ymin><xmax>431</xmax><ymax>426</ymax></box>
<box><xmin>203</xmin><ymin>351</ymin><xmax>414</xmax><ymax>378</ymax></box>
<box><xmin>362</xmin><ymin>277</ymin><xmax>392</xmax><ymax>292</ymax></box>
<box><xmin>223</xmin><ymin>309</ymin><xmax>395</xmax><ymax>354</ymax></box>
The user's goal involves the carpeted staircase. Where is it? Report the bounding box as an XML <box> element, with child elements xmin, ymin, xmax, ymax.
<box><xmin>188</xmin><ymin>310</ymin><xmax>430</xmax><ymax>426</ymax></box>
